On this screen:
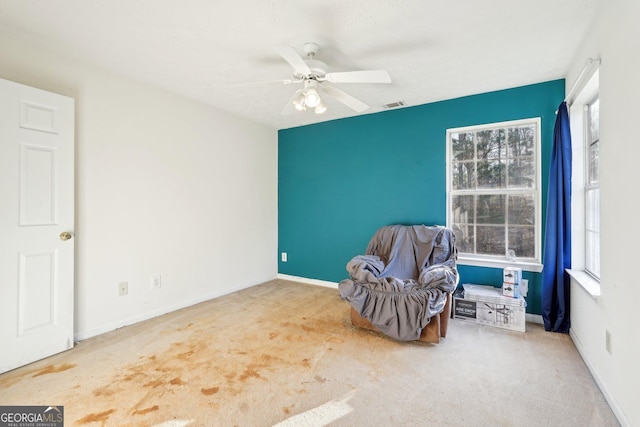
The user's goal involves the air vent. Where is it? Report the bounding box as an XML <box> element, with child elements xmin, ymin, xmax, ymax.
<box><xmin>383</xmin><ymin>101</ymin><xmax>406</xmax><ymax>109</ymax></box>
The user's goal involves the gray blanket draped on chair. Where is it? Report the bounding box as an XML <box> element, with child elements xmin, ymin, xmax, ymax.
<box><xmin>339</xmin><ymin>225</ymin><xmax>458</xmax><ymax>341</ymax></box>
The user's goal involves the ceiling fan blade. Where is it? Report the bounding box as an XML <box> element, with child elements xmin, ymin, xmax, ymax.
<box><xmin>274</xmin><ymin>45</ymin><xmax>311</xmax><ymax>76</ymax></box>
<box><xmin>324</xmin><ymin>70</ymin><xmax>391</xmax><ymax>84</ymax></box>
<box><xmin>227</xmin><ymin>79</ymin><xmax>298</xmax><ymax>88</ymax></box>
<box><xmin>319</xmin><ymin>85</ymin><xmax>370</xmax><ymax>113</ymax></box>
<box><xmin>281</xmin><ymin>89</ymin><xmax>304</xmax><ymax>115</ymax></box>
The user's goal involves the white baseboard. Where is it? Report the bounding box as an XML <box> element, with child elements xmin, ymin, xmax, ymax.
<box><xmin>278</xmin><ymin>275</ymin><xmax>546</xmax><ymax>327</ymax></box>
<box><xmin>277</xmin><ymin>273</ymin><xmax>339</xmax><ymax>289</ymax></box>
<box><xmin>74</xmin><ymin>280</ymin><xmax>266</xmax><ymax>342</ymax></box>
<box><xmin>570</xmin><ymin>330</ymin><xmax>629</xmax><ymax>426</ymax></box>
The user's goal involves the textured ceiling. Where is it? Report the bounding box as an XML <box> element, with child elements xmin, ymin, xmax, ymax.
<box><xmin>0</xmin><ymin>0</ymin><xmax>602</xmax><ymax>130</ymax></box>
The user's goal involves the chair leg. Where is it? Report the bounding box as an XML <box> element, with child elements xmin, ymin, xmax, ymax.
<box><xmin>439</xmin><ymin>293</ymin><xmax>452</xmax><ymax>338</ymax></box>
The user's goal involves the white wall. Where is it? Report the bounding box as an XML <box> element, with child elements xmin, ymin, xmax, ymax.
<box><xmin>567</xmin><ymin>1</ymin><xmax>640</xmax><ymax>426</ymax></box>
<box><xmin>0</xmin><ymin>31</ymin><xmax>278</xmax><ymax>340</ymax></box>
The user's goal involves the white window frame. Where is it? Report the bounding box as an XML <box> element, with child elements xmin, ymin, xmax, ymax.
<box><xmin>567</xmin><ymin>68</ymin><xmax>600</xmax><ymax>296</ymax></box>
<box><xmin>446</xmin><ymin>118</ymin><xmax>543</xmax><ymax>272</ymax></box>
<box><xmin>584</xmin><ymin>97</ymin><xmax>600</xmax><ymax>279</ymax></box>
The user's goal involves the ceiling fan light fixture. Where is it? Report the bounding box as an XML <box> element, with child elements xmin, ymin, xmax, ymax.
<box><xmin>304</xmin><ymin>88</ymin><xmax>321</xmax><ymax>108</ymax></box>
<box><xmin>293</xmin><ymin>92</ymin><xmax>306</xmax><ymax>111</ymax></box>
<box><xmin>314</xmin><ymin>100</ymin><xmax>327</xmax><ymax>114</ymax></box>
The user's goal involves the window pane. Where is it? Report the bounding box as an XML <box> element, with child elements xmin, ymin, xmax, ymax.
<box><xmin>451</xmin><ymin>132</ymin><xmax>475</xmax><ymax>161</ymax></box>
<box><xmin>589</xmin><ymin>141</ymin><xmax>599</xmax><ymax>184</ymax></box>
<box><xmin>477</xmin><ymin>195</ymin><xmax>505</xmax><ymax>224</ymax></box>
<box><xmin>508</xmin><ymin>194</ymin><xmax>535</xmax><ymax>225</ymax></box>
<box><xmin>508</xmin><ymin>157</ymin><xmax>535</xmax><ymax>188</ymax></box>
<box><xmin>452</xmin><ymin>195</ymin><xmax>475</xmax><ymax>223</ymax></box>
<box><xmin>586</xmin><ymin>231</ymin><xmax>600</xmax><ymax>278</ymax></box>
<box><xmin>593</xmin><ymin>188</ymin><xmax>600</xmax><ymax>231</ymax></box>
<box><xmin>508</xmin><ymin>226</ymin><xmax>535</xmax><ymax>259</ymax></box>
<box><xmin>586</xmin><ymin>188</ymin><xmax>600</xmax><ymax>230</ymax></box>
<box><xmin>477</xmin><ymin>225</ymin><xmax>505</xmax><ymax>255</ymax></box>
<box><xmin>589</xmin><ymin>99</ymin><xmax>599</xmax><ymax>143</ymax></box>
<box><xmin>452</xmin><ymin>161</ymin><xmax>475</xmax><ymax>190</ymax></box>
<box><xmin>593</xmin><ymin>232</ymin><xmax>600</xmax><ymax>278</ymax></box>
<box><xmin>452</xmin><ymin>224</ymin><xmax>475</xmax><ymax>253</ymax></box>
<box><xmin>477</xmin><ymin>129</ymin><xmax>506</xmax><ymax>160</ymax></box>
<box><xmin>477</xmin><ymin>160</ymin><xmax>506</xmax><ymax>189</ymax></box>
<box><xmin>452</xmin><ymin>195</ymin><xmax>475</xmax><ymax>253</ymax></box>
<box><xmin>508</xmin><ymin>125</ymin><xmax>535</xmax><ymax>157</ymax></box>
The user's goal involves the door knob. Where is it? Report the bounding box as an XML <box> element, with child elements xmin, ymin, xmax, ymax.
<box><xmin>60</xmin><ymin>231</ymin><xmax>73</xmax><ymax>241</ymax></box>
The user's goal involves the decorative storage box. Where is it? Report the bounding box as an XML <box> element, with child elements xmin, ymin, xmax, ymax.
<box><xmin>453</xmin><ymin>284</ymin><xmax>526</xmax><ymax>332</ymax></box>
<box><xmin>502</xmin><ymin>282</ymin><xmax>519</xmax><ymax>298</ymax></box>
<box><xmin>503</xmin><ymin>267</ymin><xmax>522</xmax><ymax>284</ymax></box>
<box><xmin>502</xmin><ymin>267</ymin><xmax>522</xmax><ymax>297</ymax></box>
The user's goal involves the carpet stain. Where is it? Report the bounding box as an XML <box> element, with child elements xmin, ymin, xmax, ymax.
<box><xmin>175</xmin><ymin>350</ymin><xmax>195</xmax><ymax>360</ymax></box>
<box><xmin>132</xmin><ymin>405</ymin><xmax>159</xmax><ymax>415</ymax></box>
<box><xmin>123</xmin><ymin>371</ymin><xmax>145</xmax><ymax>381</ymax></box>
<box><xmin>177</xmin><ymin>323</ymin><xmax>194</xmax><ymax>331</ymax></box>
<box><xmin>169</xmin><ymin>377</ymin><xmax>185</xmax><ymax>385</ymax></box>
<box><xmin>201</xmin><ymin>386</ymin><xmax>220</xmax><ymax>395</ymax></box>
<box><xmin>92</xmin><ymin>385</ymin><xmax>117</xmax><ymax>397</ymax></box>
<box><xmin>32</xmin><ymin>363</ymin><xmax>76</xmax><ymax>377</ymax></box>
<box><xmin>75</xmin><ymin>409</ymin><xmax>116</xmax><ymax>424</ymax></box>
<box><xmin>282</xmin><ymin>404</ymin><xmax>295</xmax><ymax>414</ymax></box>
<box><xmin>0</xmin><ymin>370</ymin><xmax>30</xmax><ymax>388</ymax></box>
<box><xmin>238</xmin><ymin>366</ymin><xmax>261</xmax><ymax>381</ymax></box>
<box><xmin>144</xmin><ymin>379</ymin><xmax>164</xmax><ymax>388</ymax></box>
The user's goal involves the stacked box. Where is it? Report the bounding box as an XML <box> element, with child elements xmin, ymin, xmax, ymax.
<box><xmin>453</xmin><ymin>284</ymin><xmax>526</xmax><ymax>332</ymax></box>
<box><xmin>502</xmin><ymin>267</ymin><xmax>522</xmax><ymax>298</ymax></box>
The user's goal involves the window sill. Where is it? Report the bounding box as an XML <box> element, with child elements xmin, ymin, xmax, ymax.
<box><xmin>457</xmin><ymin>256</ymin><xmax>543</xmax><ymax>273</ymax></box>
<box><xmin>567</xmin><ymin>269</ymin><xmax>600</xmax><ymax>299</ymax></box>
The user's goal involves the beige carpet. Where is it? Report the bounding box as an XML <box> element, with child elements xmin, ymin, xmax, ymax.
<box><xmin>0</xmin><ymin>280</ymin><xmax>619</xmax><ymax>426</ymax></box>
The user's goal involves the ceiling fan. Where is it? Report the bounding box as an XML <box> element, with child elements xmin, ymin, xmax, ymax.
<box><xmin>272</xmin><ymin>42</ymin><xmax>392</xmax><ymax>115</ymax></box>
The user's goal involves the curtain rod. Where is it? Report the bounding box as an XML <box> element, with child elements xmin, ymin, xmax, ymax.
<box><xmin>564</xmin><ymin>58</ymin><xmax>601</xmax><ymax>105</ymax></box>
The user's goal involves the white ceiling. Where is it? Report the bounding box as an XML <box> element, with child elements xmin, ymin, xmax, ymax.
<box><xmin>0</xmin><ymin>0</ymin><xmax>602</xmax><ymax>130</ymax></box>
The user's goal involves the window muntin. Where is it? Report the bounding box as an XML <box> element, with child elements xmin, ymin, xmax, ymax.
<box><xmin>448</xmin><ymin>119</ymin><xmax>541</xmax><ymax>264</ymax></box>
<box><xmin>585</xmin><ymin>98</ymin><xmax>600</xmax><ymax>278</ymax></box>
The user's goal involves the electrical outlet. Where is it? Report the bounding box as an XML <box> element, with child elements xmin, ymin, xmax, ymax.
<box><xmin>152</xmin><ymin>275</ymin><xmax>162</xmax><ymax>289</ymax></box>
<box><xmin>118</xmin><ymin>281</ymin><xmax>128</xmax><ymax>296</ymax></box>
<box><xmin>281</xmin><ymin>252</ymin><xmax>287</xmax><ymax>262</ymax></box>
<box><xmin>605</xmin><ymin>330</ymin><xmax>612</xmax><ymax>354</ymax></box>
<box><xmin>520</xmin><ymin>279</ymin><xmax>529</xmax><ymax>297</ymax></box>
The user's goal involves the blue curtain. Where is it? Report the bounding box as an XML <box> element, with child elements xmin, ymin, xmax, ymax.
<box><xmin>542</xmin><ymin>101</ymin><xmax>572</xmax><ymax>333</ymax></box>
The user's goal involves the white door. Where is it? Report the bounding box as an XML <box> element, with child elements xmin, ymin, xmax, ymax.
<box><xmin>0</xmin><ymin>78</ymin><xmax>75</xmax><ymax>374</ymax></box>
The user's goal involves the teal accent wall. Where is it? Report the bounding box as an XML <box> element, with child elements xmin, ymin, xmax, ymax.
<box><xmin>278</xmin><ymin>80</ymin><xmax>565</xmax><ymax>315</ymax></box>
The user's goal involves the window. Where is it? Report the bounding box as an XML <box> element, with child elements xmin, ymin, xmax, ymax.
<box><xmin>568</xmin><ymin>67</ymin><xmax>600</xmax><ymax>294</ymax></box>
<box><xmin>447</xmin><ymin>118</ymin><xmax>541</xmax><ymax>269</ymax></box>
<box><xmin>585</xmin><ymin>97</ymin><xmax>600</xmax><ymax>278</ymax></box>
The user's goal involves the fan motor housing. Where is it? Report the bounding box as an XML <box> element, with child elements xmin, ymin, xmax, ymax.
<box><xmin>304</xmin><ymin>59</ymin><xmax>327</xmax><ymax>78</ymax></box>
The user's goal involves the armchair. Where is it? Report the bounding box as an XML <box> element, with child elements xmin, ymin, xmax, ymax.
<box><xmin>338</xmin><ymin>225</ymin><xmax>458</xmax><ymax>343</ymax></box>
